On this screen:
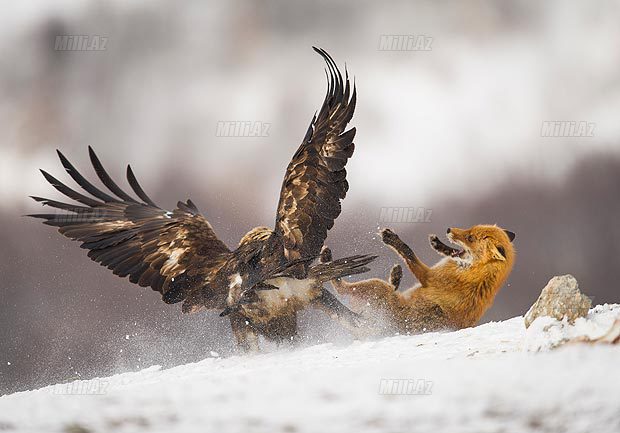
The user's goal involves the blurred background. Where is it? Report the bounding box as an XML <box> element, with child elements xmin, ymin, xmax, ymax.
<box><xmin>1</xmin><ymin>0</ymin><xmax>619</xmax><ymax>394</ymax></box>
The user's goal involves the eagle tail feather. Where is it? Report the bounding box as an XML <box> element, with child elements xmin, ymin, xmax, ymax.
<box><xmin>307</xmin><ymin>254</ymin><xmax>377</xmax><ymax>283</ymax></box>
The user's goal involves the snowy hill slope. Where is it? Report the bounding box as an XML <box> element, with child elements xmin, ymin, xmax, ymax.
<box><xmin>1</xmin><ymin>305</ymin><xmax>620</xmax><ymax>433</ymax></box>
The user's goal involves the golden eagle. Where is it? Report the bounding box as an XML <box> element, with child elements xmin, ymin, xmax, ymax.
<box><xmin>29</xmin><ymin>48</ymin><xmax>374</xmax><ymax>350</ymax></box>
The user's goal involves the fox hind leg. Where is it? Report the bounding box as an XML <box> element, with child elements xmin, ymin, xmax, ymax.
<box><xmin>389</xmin><ymin>264</ymin><xmax>402</xmax><ymax>290</ymax></box>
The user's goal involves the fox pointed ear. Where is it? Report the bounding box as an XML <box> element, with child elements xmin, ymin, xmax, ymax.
<box><xmin>504</xmin><ymin>230</ymin><xmax>516</xmax><ymax>242</ymax></box>
<box><xmin>490</xmin><ymin>244</ymin><xmax>507</xmax><ymax>261</ymax></box>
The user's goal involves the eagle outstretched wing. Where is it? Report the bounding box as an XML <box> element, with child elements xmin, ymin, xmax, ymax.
<box><xmin>28</xmin><ymin>147</ymin><xmax>231</xmax><ymax>308</ymax></box>
<box><xmin>275</xmin><ymin>47</ymin><xmax>357</xmax><ymax>265</ymax></box>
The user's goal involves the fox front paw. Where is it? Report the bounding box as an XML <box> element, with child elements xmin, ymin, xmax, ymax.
<box><xmin>429</xmin><ymin>234</ymin><xmax>460</xmax><ymax>257</ymax></box>
<box><xmin>429</xmin><ymin>234</ymin><xmax>441</xmax><ymax>249</ymax></box>
<box><xmin>380</xmin><ymin>228</ymin><xmax>400</xmax><ymax>246</ymax></box>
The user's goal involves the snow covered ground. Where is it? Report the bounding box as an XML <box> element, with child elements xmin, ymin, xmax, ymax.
<box><xmin>1</xmin><ymin>305</ymin><xmax>619</xmax><ymax>433</ymax></box>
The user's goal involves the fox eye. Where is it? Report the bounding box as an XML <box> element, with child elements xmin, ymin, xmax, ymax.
<box><xmin>466</xmin><ymin>235</ymin><xmax>474</xmax><ymax>242</ymax></box>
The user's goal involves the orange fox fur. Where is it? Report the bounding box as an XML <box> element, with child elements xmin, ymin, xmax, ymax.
<box><xmin>322</xmin><ymin>225</ymin><xmax>515</xmax><ymax>335</ymax></box>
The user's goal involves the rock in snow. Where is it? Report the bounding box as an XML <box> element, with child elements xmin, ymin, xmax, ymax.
<box><xmin>525</xmin><ymin>303</ymin><xmax>620</xmax><ymax>351</ymax></box>
<box><xmin>1</xmin><ymin>304</ymin><xmax>619</xmax><ymax>433</ymax></box>
<box><xmin>524</xmin><ymin>274</ymin><xmax>591</xmax><ymax>328</ymax></box>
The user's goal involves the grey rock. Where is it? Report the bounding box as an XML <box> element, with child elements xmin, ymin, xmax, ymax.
<box><xmin>524</xmin><ymin>275</ymin><xmax>591</xmax><ymax>328</ymax></box>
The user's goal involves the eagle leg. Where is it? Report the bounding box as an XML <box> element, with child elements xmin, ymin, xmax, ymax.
<box><xmin>229</xmin><ymin>312</ymin><xmax>260</xmax><ymax>352</ymax></box>
<box><xmin>312</xmin><ymin>288</ymin><xmax>368</xmax><ymax>336</ymax></box>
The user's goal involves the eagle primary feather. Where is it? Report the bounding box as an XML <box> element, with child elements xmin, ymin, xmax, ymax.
<box><xmin>276</xmin><ymin>47</ymin><xmax>357</xmax><ymax>265</ymax></box>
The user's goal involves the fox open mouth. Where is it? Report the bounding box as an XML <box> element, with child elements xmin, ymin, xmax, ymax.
<box><xmin>431</xmin><ymin>234</ymin><xmax>468</xmax><ymax>258</ymax></box>
<box><xmin>443</xmin><ymin>234</ymin><xmax>470</xmax><ymax>260</ymax></box>
<box><xmin>449</xmin><ymin>247</ymin><xmax>467</xmax><ymax>258</ymax></box>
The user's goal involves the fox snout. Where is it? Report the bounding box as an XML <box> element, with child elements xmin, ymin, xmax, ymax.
<box><xmin>446</xmin><ymin>227</ymin><xmax>464</xmax><ymax>236</ymax></box>
<box><xmin>446</xmin><ymin>227</ymin><xmax>467</xmax><ymax>243</ymax></box>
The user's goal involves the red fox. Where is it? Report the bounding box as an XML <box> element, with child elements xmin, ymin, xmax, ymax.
<box><xmin>321</xmin><ymin>225</ymin><xmax>516</xmax><ymax>335</ymax></box>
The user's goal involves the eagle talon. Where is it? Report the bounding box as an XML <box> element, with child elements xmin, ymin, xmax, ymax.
<box><xmin>320</xmin><ymin>246</ymin><xmax>333</xmax><ymax>263</ymax></box>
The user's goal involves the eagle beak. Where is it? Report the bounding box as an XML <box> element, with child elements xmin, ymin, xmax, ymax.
<box><xmin>221</xmin><ymin>283</ymin><xmax>276</xmax><ymax>317</ymax></box>
<box><xmin>220</xmin><ymin>297</ymin><xmax>252</xmax><ymax>317</ymax></box>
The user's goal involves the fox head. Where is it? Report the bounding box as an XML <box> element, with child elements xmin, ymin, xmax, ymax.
<box><xmin>443</xmin><ymin>225</ymin><xmax>515</xmax><ymax>267</ymax></box>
